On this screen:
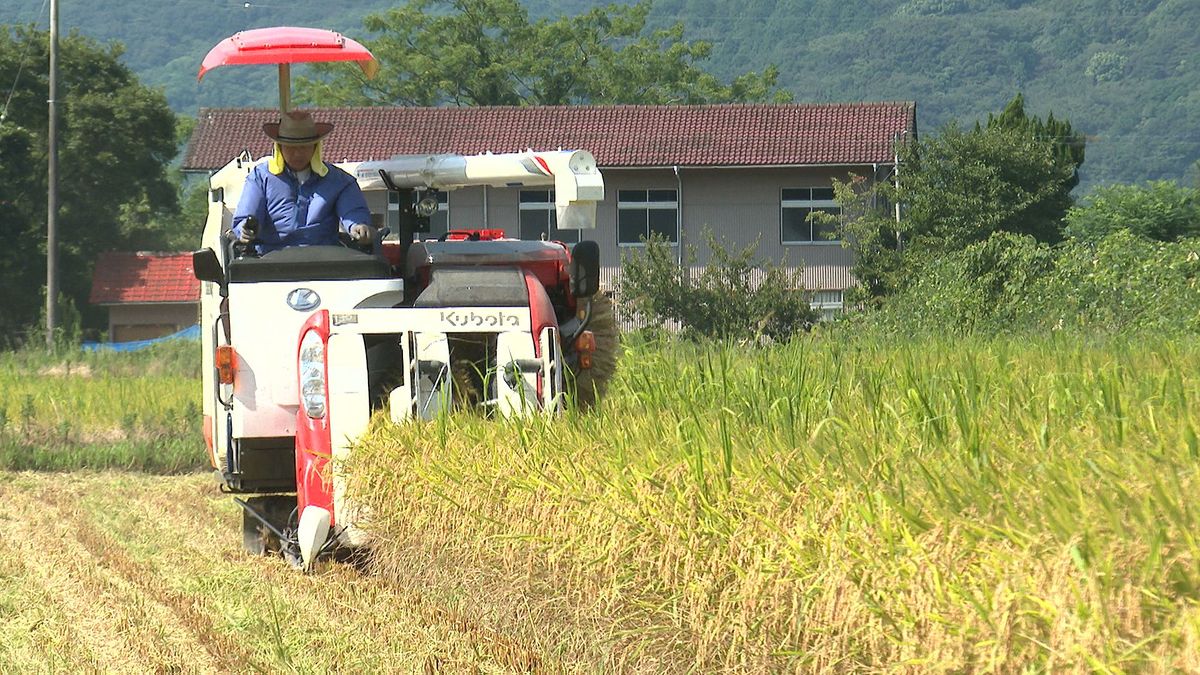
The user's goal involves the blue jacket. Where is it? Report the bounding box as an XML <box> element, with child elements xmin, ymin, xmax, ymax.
<box><xmin>232</xmin><ymin>162</ymin><xmax>371</xmax><ymax>254</ymax></box>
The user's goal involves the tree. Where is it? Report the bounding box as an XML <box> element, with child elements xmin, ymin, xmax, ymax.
<box><xmin>619</xmin><ymin>232</ymin><xmax>816</xmax><ymax>341</ymax></box>
<box><xmin>1065</xmin><ymin>180</ymin><xmax>1200</xmax><ymax>243</ymax></box>
<box><xmin>296</xmin><ymin>0</ymin><xmax>791</xmax><ymax>107</ymax></box>
<box><xmin>820</xmin><ymin>174</ymin><xmax>908</xmax><ymax>305</ymax></box>
<box><xmin>984</xmin><ymin>93</ymin><xmax>1086</xmax><ymax>192</ymax></box>
<box><xmin>902</xmin><ymin>121</ymin><xmax>1078</xmax><ymax>248</ymax></box>
<box><xmin>0</xmin><ymin>26</ymin><xmax>180</xmax><ymax>344</ymax></box>
<box><xmin>823</xmin><ymin>95</ymin><xmax>1084</xmax><ymax>304</ymax></box>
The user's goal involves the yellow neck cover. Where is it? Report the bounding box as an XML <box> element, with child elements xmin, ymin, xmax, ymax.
<box><xmin>269</xmin><ymin>141</ymin><xmax>328</xmax><ymax>177</ymax></box>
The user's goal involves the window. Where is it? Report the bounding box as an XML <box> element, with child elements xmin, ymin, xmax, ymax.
<box><xmin>810</xmin><ymin>289</ymin><xmax>845</xmax><ymax>321</ymax></box>
<box><xmin>387</xmin><ymin>189</ymin><xmax>449</xmax><ymax>239</ymax></box>
<box><xmin>781</xmin><ymin>187</ymin><xmax>840</xmax><ymax>244</ymax></box>
<box><xmin>618</xmin><ymin>189</ymin><xmax>677</xmax><ymax>245</ymax></box>
<box><xmin>518</xmin><ymin>190</ymin><xmax>579</xmax><ymax>243</ymax></box>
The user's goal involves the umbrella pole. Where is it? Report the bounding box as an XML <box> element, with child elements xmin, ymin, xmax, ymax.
<box><xmin>278</xmin><ymin>63</ymin><xmax>291</xmax><ymax>113</ymax></box>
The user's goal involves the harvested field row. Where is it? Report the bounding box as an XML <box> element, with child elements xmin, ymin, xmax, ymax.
<box><xmin>0</xmin><ymin>471</ymin><xmax>564</xmax><ymax>673</ymax></box>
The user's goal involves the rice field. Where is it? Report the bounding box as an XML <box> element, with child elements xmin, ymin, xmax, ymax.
<box><xmin>346</xmin><ymin>332</ymin><xmax>1200</xmax><ymax>672</ymax></box>
<box><xmin>0</xmin><ymin>471</ymin><xmax>541</xmax><ymax>672</ymax></box>
<box><xmin>0</xmin><ymin>341</ymin><xmax>202</xmax><ymax>472</ymax></box>
<box><xmin>4</xmin><ymin>333</ymin><xmax>1199</xmax><ymax>671</ymax></box>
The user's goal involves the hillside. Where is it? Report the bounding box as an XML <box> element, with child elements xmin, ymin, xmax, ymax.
<box><xmin>2</xmin><ymin>0</ymin><xmax>1196</xmax><ymax>188</ymax></box>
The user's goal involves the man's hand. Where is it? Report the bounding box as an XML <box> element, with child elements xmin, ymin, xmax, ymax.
<box><xmin>236</xmin><ymin>216</ymin><xmax>258</xmax><ymax>243</ymax></box>
<box><xmin>349</xmin><ymin>223</ymin><xmax>376</xmax><ymax>244</ymax></box>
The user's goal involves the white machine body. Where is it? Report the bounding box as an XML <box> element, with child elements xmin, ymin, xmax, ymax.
<box><xmin>198</xmin><ymin>149</ymin><xmax>592</xmax><ymax>548</ymax></box>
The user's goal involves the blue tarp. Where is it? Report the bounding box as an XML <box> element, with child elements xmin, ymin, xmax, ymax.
<box><xmin>81</xmin><ymin>324</ymin><xmax>201</xmax><ymax>352</ymax></box>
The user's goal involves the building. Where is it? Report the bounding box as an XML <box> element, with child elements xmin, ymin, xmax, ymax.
<box><xmin>183</xmin><ymin>103</ymin><xmax>916</xmax><ymax>313</ymax></box>
<box><xmin>89</xmin><ymin>252</ymin><xmax>199</xmax><ymax>342</ymax></box>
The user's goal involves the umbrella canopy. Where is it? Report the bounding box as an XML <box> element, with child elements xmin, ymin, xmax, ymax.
<box><xmin>198</xmin><ymin>26</ymin><xmax>378</xmax><ymax>81</ymax></box>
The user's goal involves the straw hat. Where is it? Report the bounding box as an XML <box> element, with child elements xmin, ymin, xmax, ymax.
<box><xmin>263</xmin><ymin>110</ymin><xmax>333</xmax><ymax>145</ymax></box>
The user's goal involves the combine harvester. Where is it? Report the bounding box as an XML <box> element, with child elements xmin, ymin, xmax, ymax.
<box><xmin>192</xmin><ymin>27</ymin><xmax>615</xmax><ymax>570</ymax></box>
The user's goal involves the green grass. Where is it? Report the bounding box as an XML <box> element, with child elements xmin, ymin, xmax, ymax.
<box><xmin>0</xmin><ymin>340</ymin><xmax>205</xmax><ymax>473</ymax></box>
<box><xmin>347</xmin><ymin>332</ymin><xmax>1200</xmax><ymax>671</ymax></box>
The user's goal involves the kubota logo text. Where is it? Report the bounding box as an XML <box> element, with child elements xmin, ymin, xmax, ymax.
<box><xmin>439</xmin><ymin>310</ymin><xmax>523</xmax><ymax>327</ymax></box>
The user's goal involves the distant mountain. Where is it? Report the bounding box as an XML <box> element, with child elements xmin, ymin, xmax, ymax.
<box><xmin>3</xmin><ymin>0</ymin><xmax>1196</xmax><ymax>189</ymax></box>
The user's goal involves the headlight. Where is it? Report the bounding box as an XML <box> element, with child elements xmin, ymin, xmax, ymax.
<box><xmin>299</xmin><ymin>330</ymin><xmax>327</xmax><ymax>418</ymax></box>
<box><xmin>415</xmin><ymin>195</ymin><xmax>440</xmax><ymax>218</ymax></box>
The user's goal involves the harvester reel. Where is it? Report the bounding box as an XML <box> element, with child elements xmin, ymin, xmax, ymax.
<box><xmin>567</xmin><ymin>292</ymin><xmax>619</xmax><ymax>410</ymax></box>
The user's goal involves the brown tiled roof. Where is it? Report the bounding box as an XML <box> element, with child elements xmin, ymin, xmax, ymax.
<box><xmin>89</xmin><ymin>252</ymin><xmax>199</xmax><ymax>305</ymax></box>
<box><xmin>184</xmin><ymin>102</ymin><xmax>916</xmax><ymax>171</ymax></box>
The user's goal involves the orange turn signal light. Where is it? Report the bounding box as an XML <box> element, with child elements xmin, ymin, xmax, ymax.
<box><xmin>574</xmin><ymin>330</ymin><xmax>596</xmax><ymax>354</ymax></box>
<box><xmin>215</xmin><ymin>345</ymin><xmax>237</xmax><ymax>385</ymax></box>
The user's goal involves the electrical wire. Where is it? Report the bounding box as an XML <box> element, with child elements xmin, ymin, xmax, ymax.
<box><xmin>0</xmin><ymin>0</ymin><xmax>51</xmax><ymax>128</ymax></box>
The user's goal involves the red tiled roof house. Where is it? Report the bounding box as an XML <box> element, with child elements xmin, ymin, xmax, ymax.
<box><xmin>89</xmin><ymin>252</ymin><xmax>200</xmax><ymax>342</ymax></box>
<box><xmin>184</xmin><ymin>103</ymin><xmax>916</xmax><ymax>313</ymax></box>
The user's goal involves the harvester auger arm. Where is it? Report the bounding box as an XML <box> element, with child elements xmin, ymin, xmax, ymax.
<box><xmin>354</xmin><ymin>149</ymin><xmax>604</xmax><ymax>269</ymax></box>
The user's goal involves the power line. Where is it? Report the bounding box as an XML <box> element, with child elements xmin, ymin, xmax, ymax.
<box><xmin>0</xmin><ymin>0</ymin><xmax>50</xmax><ymax>127</ymax></box>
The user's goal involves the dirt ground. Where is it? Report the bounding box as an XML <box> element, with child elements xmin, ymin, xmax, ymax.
<box><xmin>0</xmin><ymin>470</ymin><xmax>552</xmax><ymax>673</ymax></box>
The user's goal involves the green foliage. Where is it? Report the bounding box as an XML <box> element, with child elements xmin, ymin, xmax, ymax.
<box><xmin>1039</xmin><ymin>231</ymin><xmax>1200</xmax><ymax>334</ymax></box>
<box><xmin>1085</xmin><ymin>50</ymin><xmax>1127</xmax><ymax>83</ymax></box>
<box><xmin>985</xmin><ymin>92</ymin><xmax>1086</xmax><ymax>191</ymax></box>
<box><xmin>1065</xmin><ymin>180</ymin><xmax>1200</xmax><ymax>243</ymax></box>
<box><xmin>296</xmin><ymin>0</ymin><xmax>791</xmax><ymax>106</ymax></box>
<box><xmin>861</xmin><ymin>231</ymin><xmax>1200</xmax><ymax>336</ymax></box>
<box><xmin>0</xmin><ymin>338</ymin><xmax>202</xmax><ymax>472</ymax></box>
<box><xmin>25</xmin><ymin>292</ymin><xmax>84</xmax><ymax>350</ymax></box>
<box><xmin>825</xmin><ymin>95</ymin><xmax>1080</xmax><ymax>308</ymax></box>
<box><xmin>822</xmin><ymin>174</ymin><xmax>906</xmax><ymax>305</ymax></box>
<box><xmin>904</xmin><ymin>121</ymin><xmax>1077</xmax><ymax>249</ymax></box>
<box><xmin>827</xmin><ymin>95</ymin><xmax>1082</xmax><ymax>311</ymax></box>
<box><xmin>0</xmin><ymin>27</ymin><xmax>180</xmax><ymax>342</ymax></box>
<box><xmin>825</xmin><ymin>95</ymin><xmax>1197</xmax><ymax>336</ymax></box>
<box><xmin>3</xmin><ymin>0</ymin><xmax>1198</xmax><ymax>187</ymax></box>
<box><xmin>872</xmin><ymin>232</ymin><xmax>1055</xmax><ymax>334</ymax></box>
<box><xmin>177</xmin><ymin>179</ymin><xmax>211</xmax><ymax>243</ymax></box>
<box><xmin>618</xmin><ymin>232</ymin><xmax>816</xmax><ymax>341</ymax></box>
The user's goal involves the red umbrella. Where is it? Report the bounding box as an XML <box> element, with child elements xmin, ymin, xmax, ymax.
<box><xmin>198</xmin><ymin>26</ymin><xmax>378</xmax><ymax>111</ymax></box>
<box><xmin>198</xmin><ymin>26</ymin><xmax>378</xmax><ymax>81</ymax></box>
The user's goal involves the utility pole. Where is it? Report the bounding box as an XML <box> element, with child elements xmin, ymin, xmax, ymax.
<box><xmin>46</xmin><ymin>0</ymin><xmax>58</xmax><ymax>350</ymax></box>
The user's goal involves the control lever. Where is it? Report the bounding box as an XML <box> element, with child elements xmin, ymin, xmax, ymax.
<box><xmin>230</xmin><ymin>216</ymin><xmax>260</xmax><ymax>258</ymax></box>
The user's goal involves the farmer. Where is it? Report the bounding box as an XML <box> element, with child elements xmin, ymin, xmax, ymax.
<box><xmin>232</xmin><ymin>110</ymin><xmax>375</xmax><ymax>254</ymax></box>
